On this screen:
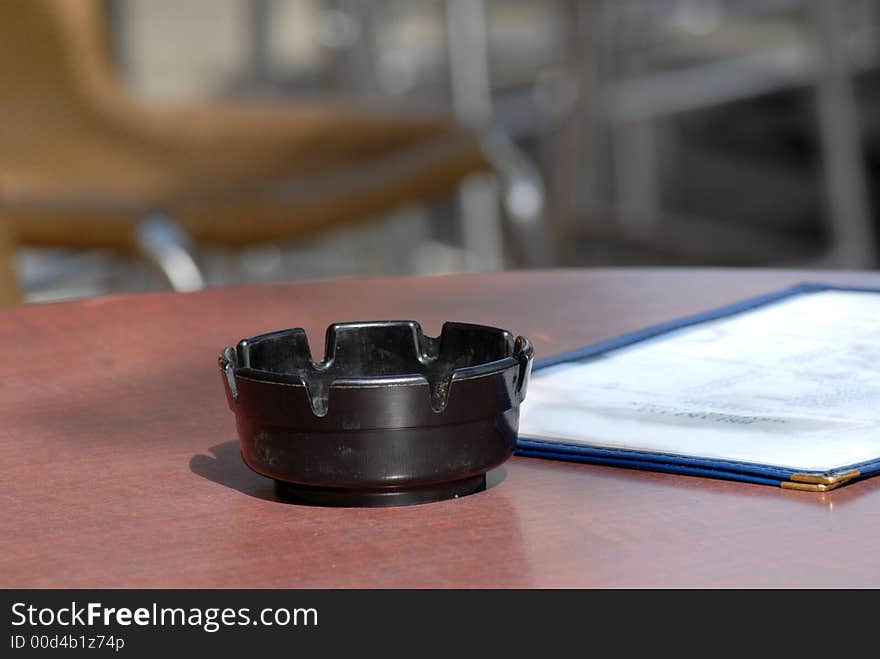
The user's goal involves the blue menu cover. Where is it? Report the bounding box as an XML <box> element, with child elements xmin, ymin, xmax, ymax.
<box><xmin>516</xmin><ymin>283</ymin><xmax>880</xmax><ymax>492</ymax></box>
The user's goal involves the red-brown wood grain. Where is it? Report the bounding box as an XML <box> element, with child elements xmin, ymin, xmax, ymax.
<box><xmin>3</xmin><ymin>268</ymin><xmax>880</xmax><ymax>587</ymax></box>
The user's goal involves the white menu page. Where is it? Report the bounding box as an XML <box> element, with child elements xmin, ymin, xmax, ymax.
<box><xmin>518</xmin><ymin>290</ymin><xmax>880</xmax><ymax>472</ymax></box>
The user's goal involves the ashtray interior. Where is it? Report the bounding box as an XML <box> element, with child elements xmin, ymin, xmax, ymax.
<box><xmin>234</xmin><ymin>321</ymin><xmax>518</xmax><ymax>415</ymax></box>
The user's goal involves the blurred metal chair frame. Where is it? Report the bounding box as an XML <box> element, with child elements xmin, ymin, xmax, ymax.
<box><xmin>565</xmin><ymin>0</ymin><xmax>876</xmax><ymax>268</ymax></box>
<box><xmin>0</xmin><ymin>0</ymin><xmax>499</xmax><ymax>305</ymax></box>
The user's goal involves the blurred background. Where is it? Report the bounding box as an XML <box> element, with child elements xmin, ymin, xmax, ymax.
<box><xmin>2</xmin><ymin>0</ymin><xmax>879</xmax><ymax>305</ymax></box>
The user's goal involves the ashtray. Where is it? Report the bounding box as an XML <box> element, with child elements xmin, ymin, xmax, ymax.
<box><xmin>218</xmin><ymin>320</ymin><xmax>533</xmax><ymax>507</ymax></box>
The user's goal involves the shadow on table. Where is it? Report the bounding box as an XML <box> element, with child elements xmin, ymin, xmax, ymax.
<box><xmin>189</xmin><ymin>440</ymin><xmax>277</xmax><ymax>502</ymax></box>
<box><xmin>189</xmin><ymin>439</ymin><xmax>508</xmax><ymax>504</ymax></box>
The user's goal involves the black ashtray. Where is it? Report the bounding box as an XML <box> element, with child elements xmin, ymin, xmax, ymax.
<box><xmin>219</xmin><ymin>321</ymin><xmax>534</xmax><ymax>507</ymax></box>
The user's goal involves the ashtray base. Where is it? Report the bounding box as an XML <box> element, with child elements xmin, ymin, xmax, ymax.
<box><xmin>273</xmin><ymin>474</ymin><xmax>487</xmax><ymax>507</ymax></box>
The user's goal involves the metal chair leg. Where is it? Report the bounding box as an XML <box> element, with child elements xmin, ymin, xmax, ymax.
<box><xmin>136</xmin><ymin>214</ymin><xmax>206</xmax><ymax>292</ymax></box>
<box><xmin>810</xmin><ymin>0</ymin><xmax>876</xmax><ymax>268</ymax></box>
<box><xmin>480</xmin><ymin>128</ymin><xmax>550</xmax><ymax>267</ymax></box>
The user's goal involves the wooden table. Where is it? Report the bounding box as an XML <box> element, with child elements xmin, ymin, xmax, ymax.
<box><xmin>4</xmin><ymin>268</ymin><xmax>880</xmax><ymax>588</ymax></box>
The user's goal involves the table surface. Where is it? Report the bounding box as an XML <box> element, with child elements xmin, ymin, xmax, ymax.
<box><xmin>4</xmin><ymin>267</ymin><xmax>880</xmax><ymax>588</ymax></box>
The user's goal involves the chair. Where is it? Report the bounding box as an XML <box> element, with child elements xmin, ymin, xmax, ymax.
<box><xmin>0</xmin><ymin>0</ymin><xmax>491</xmax><ymax>305</ymax></box>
